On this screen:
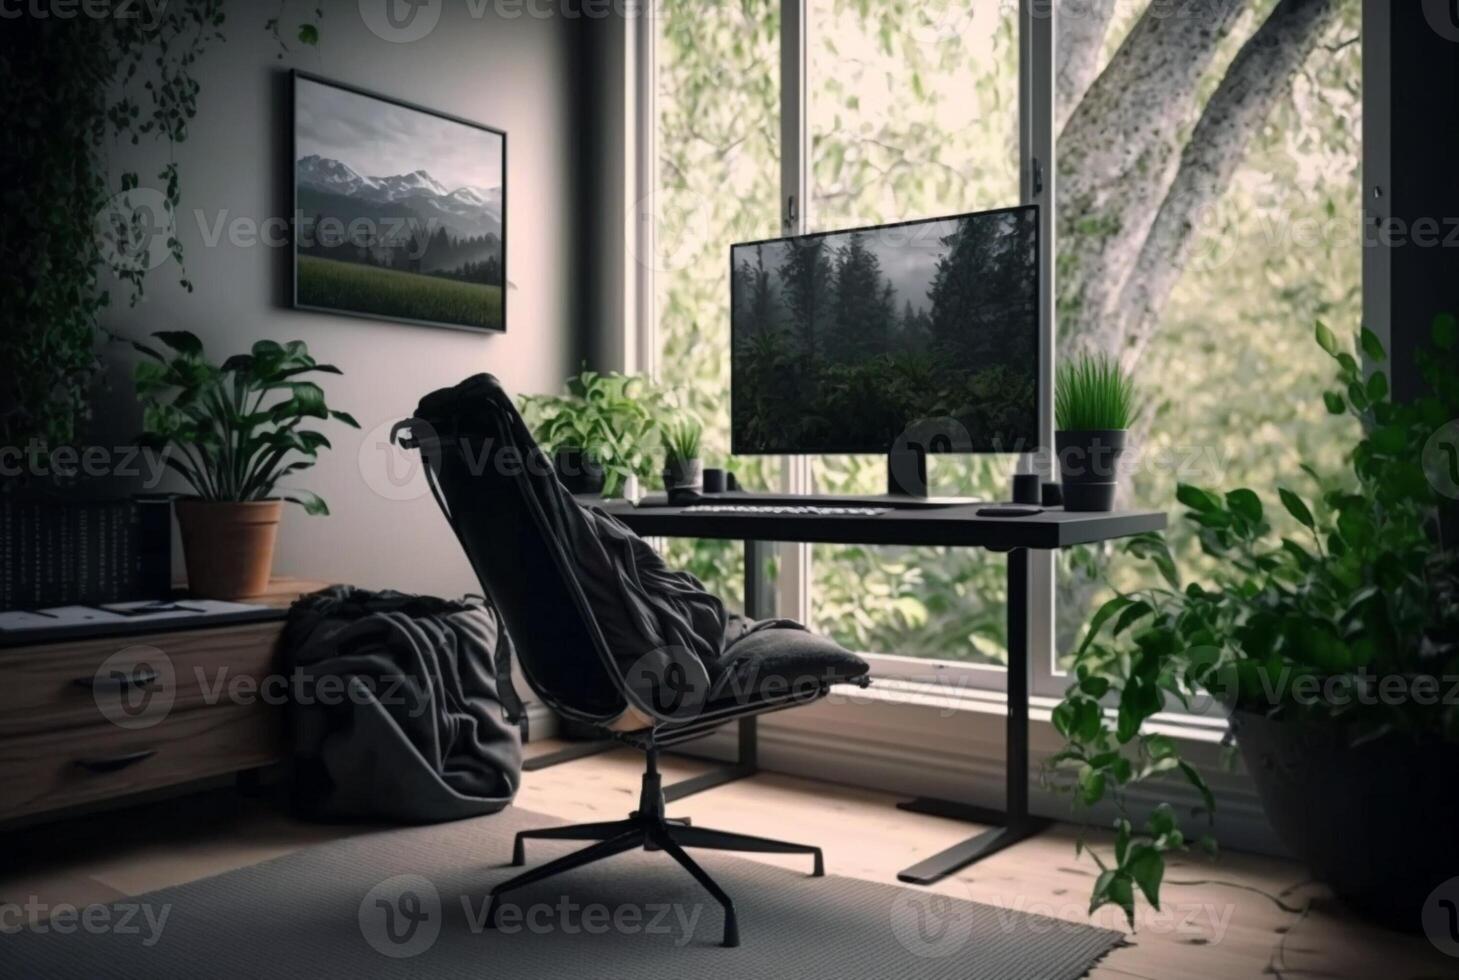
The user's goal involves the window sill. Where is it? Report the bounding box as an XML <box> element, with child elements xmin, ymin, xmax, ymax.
<box><xmin>857</xmin><ymin>678</ymin><xmax>1232</xmax><ymax>745</ymax></box>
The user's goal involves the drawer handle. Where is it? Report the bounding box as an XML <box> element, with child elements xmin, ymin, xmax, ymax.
<box><xmin>75</xmin><ymin>666</ymin><xmax>160</xmax><ymax>692</ymax></box>
<box><xmin>74</xmin><ymin>750</ymin><xmax>157</xmax><ymax>774</ymax></box>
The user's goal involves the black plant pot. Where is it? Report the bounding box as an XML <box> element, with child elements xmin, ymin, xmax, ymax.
<box><xmin>553</xmin><ymin>447</ymin><xmax>605</xmax><ymax>496</ymax></box>
<box><xmin>1055</xmin><ymin>429</ymin><xmax>1126</xmax><ymax>512</ymax></box>
<box><xmin>1234</xmin><ymin>709</ymin><xmax>1459</xmax><ymax>930</ymax></box>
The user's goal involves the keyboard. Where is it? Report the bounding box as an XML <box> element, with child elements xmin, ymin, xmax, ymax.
<box><xmin>683</xmin><ymin>503</ymin><xmax>889</xmax><ymax>517</ymax></box>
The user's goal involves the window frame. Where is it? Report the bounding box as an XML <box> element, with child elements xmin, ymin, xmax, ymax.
<box><xmin>635</xmin><ymin>0</ymin><xmax>1056</xmax><ymax>696</ymax></box>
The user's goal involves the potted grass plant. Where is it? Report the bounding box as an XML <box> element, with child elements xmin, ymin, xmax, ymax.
<box><xmin>132</xmin><ymin>331</ymin><xmax>358</xmax><ymax>599</ymax></box>
<box><xmin>1047</xmin><ymin>318</ymin><xmax>1459</xmax><ymax>930</ymax></box>
<box><xmin>662</xmin><ymin>418</ymin><xmax>704</xmax><ymax>493</ymax></box>
<box><xmin>1056</xmin><ymin>353</ymin><xmax>1141</xmax><ymax>511</ymax></box>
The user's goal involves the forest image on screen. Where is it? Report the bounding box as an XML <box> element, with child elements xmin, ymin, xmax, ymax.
<box><xmin>731</xmin><ymin>208</ymin><xmax>1038</xmax><ymax>455</ymax></box>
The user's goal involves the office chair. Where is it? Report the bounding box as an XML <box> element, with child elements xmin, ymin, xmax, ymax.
<box><xmin>392</xmin><ymin>375</ymin><xmax>870</xmax><ymax>948</ymax></box>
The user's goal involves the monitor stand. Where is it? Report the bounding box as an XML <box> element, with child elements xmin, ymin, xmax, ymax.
<box><xmin>883</xmin><ymin>446</ymin><xmax>981</xmax><ymax>507</ymax></box>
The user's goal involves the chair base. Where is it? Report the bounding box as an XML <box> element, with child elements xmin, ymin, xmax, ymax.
<box><xmin>486</xmin><ymin>750</ymin><xmax>824</xmax><ymax>947</ymax></box>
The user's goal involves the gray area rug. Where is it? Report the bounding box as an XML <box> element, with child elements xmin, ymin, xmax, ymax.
<box><xmin>7</xmin><ymin>806</ymin><xmax>1123</xmax><ymax>979</ymax></box>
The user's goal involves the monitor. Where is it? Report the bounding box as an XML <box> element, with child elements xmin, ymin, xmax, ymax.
<box><xmin>730</xmin><ymin>205</ymin><xmax>1040</xmax><ymax>461</ymax></box>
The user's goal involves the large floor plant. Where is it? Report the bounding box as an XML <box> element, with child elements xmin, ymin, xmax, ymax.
<box><xmin>1048</xmin><ymin>316</ymin><xmax>1459</xmax><ymax>926</ymax></box>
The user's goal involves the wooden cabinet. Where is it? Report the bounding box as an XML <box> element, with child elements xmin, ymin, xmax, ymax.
<box><xmin>0</xmin><ymin>580</ymin><xmax>322</xmax><ymax>824</ymax></box>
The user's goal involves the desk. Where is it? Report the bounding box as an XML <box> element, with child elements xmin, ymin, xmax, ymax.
<box><xmin>600</xmin><ymin>500</ymin><xmax>1165</xmax><ymax>885</ymax></box>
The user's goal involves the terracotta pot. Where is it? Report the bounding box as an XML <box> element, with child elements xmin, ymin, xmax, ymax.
<box><xmin>175</xmin><ymin>499</ymin><xmax>282</xmax><ymax>599</ymax></box>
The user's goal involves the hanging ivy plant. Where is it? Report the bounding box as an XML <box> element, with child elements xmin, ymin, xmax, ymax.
<box><xmin>0</xmin><ymin>1</ymin><xmax>322</xmax><ymax>459</ymax></box>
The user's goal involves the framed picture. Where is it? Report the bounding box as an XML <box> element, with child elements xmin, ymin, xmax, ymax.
<box><xmin>292</xmin><ymin>71</ymin><xmax>507</xmax><ymax>333</ymax></box>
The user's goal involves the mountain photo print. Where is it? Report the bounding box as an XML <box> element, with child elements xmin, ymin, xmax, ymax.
<box><xmin>293</xmin><ymin>73</ymin><xmax>506</xmax><ymax>332</ymax></box>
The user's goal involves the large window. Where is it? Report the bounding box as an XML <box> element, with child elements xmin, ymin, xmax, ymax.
<box><xmin>1052</xmin><ymin>0</ymin><xmax>1363</xmax><ymax>670</ymax></box>
<box><xmin>806</xmin><ymin>0</ymin><xmax>1022</xmax><ymax>667</ymax></box>
<box><xmin>647</xmin><ymin>0</ymin><xmax>1365</xmax><ymax>693</ymax></box>
<box><xmin>652</xmin><ymin>0</ymin><xmax>783</xmax><ymax>612</ymax></box>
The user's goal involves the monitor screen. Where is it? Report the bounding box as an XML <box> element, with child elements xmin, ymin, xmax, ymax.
<box><xmin>730</xmin><ymin>205</ymin><xmax>1040</xmax><ymax>456</ymax></box>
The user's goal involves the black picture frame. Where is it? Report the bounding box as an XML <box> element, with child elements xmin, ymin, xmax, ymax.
<box><xmin>291</xmin><ymin>70</ymin><xmax>508</xmax><ymax>334</ymax></box>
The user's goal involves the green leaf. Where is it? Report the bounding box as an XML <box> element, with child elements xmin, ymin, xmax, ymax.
<box><xmin>1323</xmin><ymin>390</ymin><xmax>1345</xmax><ymax>414</ymax></box>
<box><xmin>1179</xmin><ymin>761</ymin><xmax>1216</xmax><ymax>817</ymax></box>
<box><xmin>1148</xmin><ymin>802</ymin><xmax>1178</xmax><ymax>837</ymax></box>
<box><xmin>1078</xmin><ymin>764</ymin><xmax>1107</xmax><ymax>806</ymax></box>
<box><xmin>153</xmin><ymin>330</ymin><xmax>203</xmax><ymax>357</ymax></box>
<box><xmin>1116</xmin><ymin>677</ymin><xmax>1161</xmax><ymax>743</ymax></box>
<box><xmin>297</xmin><ymin>23</ymin><xmax>319</xmax><ymax>45</ymax></box>
<box><xmin>1224</xmin><ymin>489</ymin><xmax>1262</xmax><ymax>524</ymax></box>
<box><xmin>1176</xmin><ymin>484</ymin><xmax>1220</xmax><ymax>513</ymax></box>
<box><xmin>1078</xmin><ymin>595</ymin><xmax>1132</xmax><ymax>655</ymax></box>
<box><xmin>1144</xmin><ymin>735</ymin><xmax>1178</xmax><ymax>762</ymax></box>
<box><xmin>1360</xmin><ymin>327</ymin><xmax>1386</xmax><ymax>362</ymax></box>
<box><xmin>1434</xmin><ymin>313</ymin><xmax>1458</xmax><ymax>351</ymax></box>
<box><xmin>1106</xmin><ymin>873</ymin><xmax>1136</xmax><ymax>927</ymax></box>
<box><xmin>1278</xmin><ymin>487</ymin><xmax>1315</xmax><ymax>529</ymax></box>
<box><xmin>283</xmin><ymin>489</ymin><xmax>329</xmax><ymax>516</ymax></box>
<box><xmin>1314</xmin><ymin>320</ymin><xmax>1339</xmax><ymax>357</ymax></box>
<box><xmin>1366</xmin><ymin>371</ymin><xmax>1388</xmax><ymax>403</ymax></box>
<box><xmin>1126</xmin><ymin>845</ymin><xmax>1164</xmax><ymax>910</ymax></box>
<box><xmin>1111</xmin><ymin>601</ymin><xmax>1154</xmax><ymax>637</ymax></box>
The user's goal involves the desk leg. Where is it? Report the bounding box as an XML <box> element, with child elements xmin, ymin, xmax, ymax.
<box><xmin>663</xmin><ymin>539</ymin><xmax>769</xmax><ymax>803</ymax></box>
<box><xmin>896</xmin><ymin>547</ymin><xmax>1051</xmax><ymax>885</ymax></box>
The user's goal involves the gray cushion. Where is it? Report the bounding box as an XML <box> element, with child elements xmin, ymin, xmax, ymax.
<box><xmin>706</xmin><ymin>626</ymin><xmax>869</xmax><ymax>708</ymax></box>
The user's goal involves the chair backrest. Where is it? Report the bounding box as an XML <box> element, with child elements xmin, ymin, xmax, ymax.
<box><xmin>396</xmin><ymin>376</ymin><xmax>629</xmax><ymax>725</ymax></box>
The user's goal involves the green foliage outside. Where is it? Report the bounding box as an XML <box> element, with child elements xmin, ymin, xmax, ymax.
<box><xmin>298</xmin><ymin>256</ymin><xmax>503</xmax><ymax>331</ymax></box>
<box><xmin>1046</xmin><ymin>320</ymin><xmax>1459</xmax><ymax>925</ymax></box>
<box><xmin>654</xmin><ymin>0</ymin><xmax>1360</xmax><ymax>653</ymax></box>
<box><xmin>132</xmin><ymin>330</ymin><xmax>358</xmax><ymax>515</ymax></box>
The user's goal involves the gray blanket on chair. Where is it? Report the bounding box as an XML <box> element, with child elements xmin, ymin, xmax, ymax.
<box><xmin>279</xmin><ymin>587</ymin><xmax>522</xmax><ymax>823</ymax></box>
<box><xmin>412</xmin><ymin>373</ymin><xmax>811</xmax><ymax>716</ymax></box>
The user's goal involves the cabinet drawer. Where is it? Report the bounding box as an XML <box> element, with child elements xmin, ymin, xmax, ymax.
<box><xmin>0</xmin><ymin>624</ymin><xmax>281</xmax><ymax>738</ymax></box>
<box><xmin>0</xmin><ymin>704</ymin><xmax>283</xmax><ymax>821</ymax></box>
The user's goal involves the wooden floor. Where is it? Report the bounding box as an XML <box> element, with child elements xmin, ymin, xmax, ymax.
<box><xmin>3</xmin><ymin>740</ymin><xmax>1453</xmax><ymax>979</ymax></box>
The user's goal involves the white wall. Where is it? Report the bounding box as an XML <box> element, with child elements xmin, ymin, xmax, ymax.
<box><xmin>90</xmin><ymin>0</ymin><xmax>589</xmax><ymax>597</ymax></box>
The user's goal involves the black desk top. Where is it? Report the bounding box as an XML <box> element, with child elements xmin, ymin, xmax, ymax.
<box><xmin>597</xmin><ymin>500</ymin><xmax>1166</xmax><ymax>551</ymax></box>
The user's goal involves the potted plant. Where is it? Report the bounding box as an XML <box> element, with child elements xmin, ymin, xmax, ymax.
<box><xmin>1047</xmin><ymin>317</ymin><xmax>1459</xmax><ymax>930</ymax></box>
<box><xmin>132</xmin><ymin>331</ymin><xmax>358</xmax><ymax>599</ymax></box>
<box><xmin>518</xmin><ymin>370</ymin><xmax>669</xmax><ymax>497</ymax></box>
<box><xmin>1055</xmin><ymin>353</ymin><xmax>1140</xmax><ymax>511</ymax></box>
<box><xmin>661</xmin><ymin>418</ymin><xmax>704</xmax><ymax>493</ymax></box>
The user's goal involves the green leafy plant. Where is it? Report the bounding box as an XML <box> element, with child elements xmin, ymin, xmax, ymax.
<box><xmin>662</xmin><ymin>418</ymin><xmax>703</xmax><ymax>465</ymax></box>
<box><xmin>518</xmin><ymin>370</ymin><xmax>670</xmax><ymax>498</ymax></box>
<box><xmin>1056</xmin><ymin>353</ymin><xmax>1141</xmax><ymax>431</ymax></box>
<box><xmin>1</xmin><ymin>7</ymin><xmax>323</xmax><ymax>456</ymax></box>
<box><xmin>1047</xmin><ymin>317</ymin><xmax>1459</xmax><ymax>926</ymax></box>
<box><xmin>132</xmin><ymin>330</ymin><xmax>358</xmax><ymax>514</ymax></box>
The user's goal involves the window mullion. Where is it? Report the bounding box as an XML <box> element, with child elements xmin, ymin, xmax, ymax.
<box><xmin>778</xmin><ymin>0</ymin><xmax>812</xmax><ymax>623</ymax></box>
<box><xmin>1024</xmin><ymin>0</ymin><xmax>1060</xmax><ymax>699</ymax></box>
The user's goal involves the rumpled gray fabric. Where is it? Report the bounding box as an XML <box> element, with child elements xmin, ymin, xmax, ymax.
<box><xmin>413</xmin><ymin>374</ymin><xmax>812</xmax><ymax>718</ymax></box>
<box><xmin>280</xmin><ymin>587</ymin><xmax>522</xmax><ymax>823</ymax></box>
